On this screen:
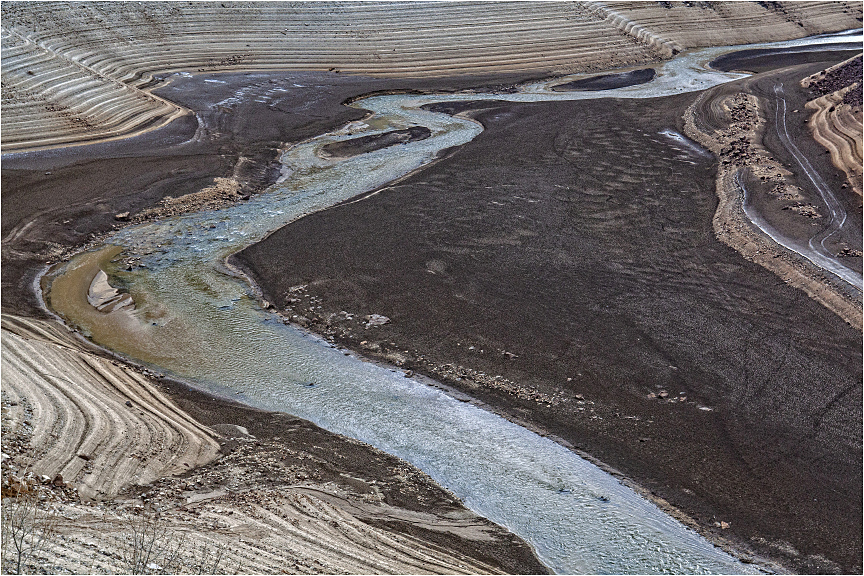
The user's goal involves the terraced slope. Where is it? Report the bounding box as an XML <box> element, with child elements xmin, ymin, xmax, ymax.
<box><xmin>2</xmin><ymin>1</ymin><xmax>861</xmax><ymax>152</ymax></box>
<box><xmin>0</xmin><ymin>313</ymin><xmax>542</xmax><ymax>575</ymax></box>
<box><xmin>605</xmin><ymin>0</ymin><xmax>862</xmax><ymax>50</ymax></box>
<box><xmin>1</xmin><ymin>314</ymin><xmax>221</xmax><ymax>501</ymax></box>
<box><xmin>802</xmin><ymin>55</ymin><xmax>863</xmax><ymax>196</ymax></box>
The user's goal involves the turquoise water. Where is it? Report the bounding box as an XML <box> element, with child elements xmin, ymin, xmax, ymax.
<box><xmin>51</xmin><ymin>31</ymin><xmax>861</xmax><ymax>574</ymax></box>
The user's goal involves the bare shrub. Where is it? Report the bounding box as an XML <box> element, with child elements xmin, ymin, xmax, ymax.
<box><xmin>183</xmin><ymin>539</ymin><xmax>232</xmax><ymax>575</ymax></box>
<box><xmin>119</xmin><ymin>503</ymin><xmax>185</xmax><ymax>575</ymax></box>
<box><xmin>1</xmin><ymin>480</ymin><xmax>58</xmax><ymax>575</ymax></box>
<box><xmin>118</xmin><ymin>503</ymin><xmax>240</xmax><ymax>575</ymax></box>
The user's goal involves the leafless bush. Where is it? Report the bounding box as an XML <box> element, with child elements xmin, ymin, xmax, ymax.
<box><xmin>119</xmin><ymin>503</ymin><xmax>185</xmax><ymax>575</ymax></box>
<box><xmin>182</xmin><ymin>539</ymin><xmax>234</xmax><ymax>575</ymax></box>
<box><xmin>119</xmin><ymin>503</ymin><xmax>239</xmax><ymax>575</ymax></box>
<box><xmin>1</xmin><ymin>480</ymin><xmax>58</xmax><ymax>575</ymax></box>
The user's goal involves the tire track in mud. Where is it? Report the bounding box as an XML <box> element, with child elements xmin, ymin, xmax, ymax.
<box><xmin>772</xmin><ymin>81</ymin><xmax>861</xmax><ymax>288</ymax></box>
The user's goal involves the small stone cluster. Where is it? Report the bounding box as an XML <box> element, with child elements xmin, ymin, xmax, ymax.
<box><xmin>805</xmin><ymin>55</ymin><xmax>862</xmax><ymax>107</ymax></box>
<box><xmin>277</xmin><ymin>284</ymin><xmax>560</xmax><ymax>406</ymax></box>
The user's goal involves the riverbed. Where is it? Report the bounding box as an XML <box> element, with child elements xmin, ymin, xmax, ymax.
<box><xmin>44</xmin><ymin>31</ymin><xmax>862</xmax><ymax>574</ymax></box>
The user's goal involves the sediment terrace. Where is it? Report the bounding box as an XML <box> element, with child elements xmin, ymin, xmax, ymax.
<box><xmin>1</xmin><ymin>314</ymin><xmax>220</xmax><ymax>501</ymax></box>
<box><xmin>802</xmin><ymin>54</ymin><xmax>863</xmax><ymax>197</ymax></box>
<box><xmin>2</xmin><ymin>1</ymin><xmax>861</xmax><ymax>151</ymax></box>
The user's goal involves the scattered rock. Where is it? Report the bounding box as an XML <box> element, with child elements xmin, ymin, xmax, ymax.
<box><xmin>114</xmin><ymin>212</ymin><xmax>131</xmax><ymax>221</ymax></box>
<box><xmin>211</xmin><ymin>424</ymin><xmax>256</xmax><ymax>440</ymax></box>
<box><xmin>361</xmin><ymin>341</ymin><xmax>381</xmax><ymax>352</ymax></box>
<box><xmin>365</xmin><ymin>314</ymin><xmax>390</xmax><ymax>327</ymax></box>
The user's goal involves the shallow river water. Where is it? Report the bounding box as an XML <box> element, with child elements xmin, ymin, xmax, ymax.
<box><xmin>46</xmin><ymin>32</ymin><xmax>861</xmax><ymax>574</ymax></box>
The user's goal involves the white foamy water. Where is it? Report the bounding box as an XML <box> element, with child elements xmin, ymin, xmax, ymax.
<box><xmin>51</xmin><ymin>31</ymin><xmax>861</xmax><ymax>574</ymax></box>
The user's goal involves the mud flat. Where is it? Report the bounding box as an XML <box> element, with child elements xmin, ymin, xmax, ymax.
<box><xmin>551</xmin><ymin>68</ymin><xmax>656</xmax><ymax>91</ymax></box>
<box><xmin>684</xmin><ymin>63</ymin><xmax>862</xmax><ymax>330</ymax></box>
<box><xmin>2</xmin><ymin>2</ymin><xmax>860</xmax><ymax>151</ymax></box>
<box><xmin>235</xmin><ymin>68</ymin><xmax>862</xmax><ymax>573</ymax></box>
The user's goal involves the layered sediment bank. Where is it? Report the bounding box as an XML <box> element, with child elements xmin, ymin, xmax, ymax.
<box><xmin>801</xmin><ymin>54</ymin><xmax>863</xmax><ymax>197</ymax></box>
<box><xmin>2</xmin><ymin>1</ymin><xmax>860</xmax><ymax>151</ymax></box>
<box><xmin>684</xmin><ymin>66</ymin><xmax>862</xmax><ymax>329</ymax></box>
<box><xmin>3</xmin><ymin>2</ymin><xmax>862</xmax><ymax>574</ymax></box>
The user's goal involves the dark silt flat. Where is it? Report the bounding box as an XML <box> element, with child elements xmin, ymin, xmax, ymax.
<box><xmin>234</xmin><ymin>86</ymin><xmax>862</xmax><ymax>573</ymax></box>
<box><xmin>710</xmin><ymin>44</ymin><xmax>862</xmax><ymax>73</ymax></box>
<box><xmin>551</xmin><ymin>68</ymin><xmax>656</xmax><ymax>91</ymax></box>
<box><xmin>320</xmin><ymin>126</ymin><xmax>432</xmax><ymax>158</ymax></box>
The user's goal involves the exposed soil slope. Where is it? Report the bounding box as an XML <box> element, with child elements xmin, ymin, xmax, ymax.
<box><xmin>2</xmin><ymin>1</ymin><xmax>860</xmax><ymax>152</ymax></box>
<box><xmin>1</xmin><ymin>314</ymin><xmax>220</xmax><ymax>501</ymax></box>
<box><xmin>801</xmin><ymin>54</ymin><xmax>863</xmax><ymax>197</ymax></box>
<box><xmin>1</xmin><ymin>71</ymin><xmax>538</xmax><ymax>320</ymax></box>
<box><xmin>685</xmin><ymin>65</ymin><xmax>862</xmax><ymax>329</ymax></box>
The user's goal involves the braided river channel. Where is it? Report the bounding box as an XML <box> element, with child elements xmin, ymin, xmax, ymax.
<box><xmin>44</xmin><ymin>32</ymin><xmax>861</xmax><ymax>574</ymax></box>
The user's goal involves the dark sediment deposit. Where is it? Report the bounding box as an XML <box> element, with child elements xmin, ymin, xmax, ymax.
<box><xmin>5</xmin><ymin>47</ymin><xmax>862</xmax><ymax>574</ymax></box>
<box><xmin>551</xmin><ymin>67</ymin><xmax>656</xmax><ymax>91</ymax></box>
<box><xmin>709</xmin><ymin>45</ymin><xmax>862</xmax><ymax>74</ymax></box>
<box><xmin>320</xmin><ymin>126</ymin><xmax>432</xmax><ymax>158</ymax></box>
<box><xmin>1</xmin><ymin>70</ymin><xmax>538</xmax><ymax>318</ymax></box>
<box><xmin>235</xmin><ymin>84</ymin><xmax>862</xmax><ymax>573</ymax></box>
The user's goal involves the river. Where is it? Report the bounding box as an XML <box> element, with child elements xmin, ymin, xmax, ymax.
<box><xmin>44</xmin><ymin>31</ymin><xmax>862</xmax><ymax>574</ymax></box>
